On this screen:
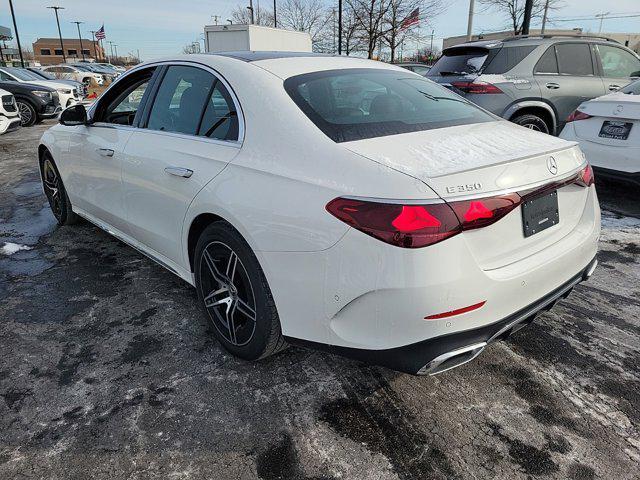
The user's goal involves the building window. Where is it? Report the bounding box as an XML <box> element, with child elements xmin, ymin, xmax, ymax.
<box><xmin>68</xmin><ymin>49</ymin><xmax>77</xmax><ymax>55</ymax></box>
<box><xmin>40</xmin><ymin>49</ymin><xmax>51</xmax><ymax>56</ymax></box>
<box><xmin>82</xmin><ymin>49</ymin><xmax>91</xmax><ymax>56</ymax></box>
<box><xmin>54</xmin><ymin>49</ymin><xmax>63</xmax><ymax>56</ymax></box>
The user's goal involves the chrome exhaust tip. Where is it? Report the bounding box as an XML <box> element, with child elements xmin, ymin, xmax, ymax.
<box><xmin>418</xmin><ymin>342</ymin><xmax>487</xmax><ymax>376</ymax></box>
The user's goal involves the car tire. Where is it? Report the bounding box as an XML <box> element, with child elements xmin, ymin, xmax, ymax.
<box><xmin>39</xmin><ymin>151</ymin><xmax>80</xmax><ymax>226</ymax></box>
<box><xmin>194</xmin><ymin>222</ymin><xmax>286</xmax><ymax>361</ymax></box>
<box><xmin>511</xmin><ymin>114</ymin><xmax>550</xmax><ymax>134</ymax></box>
<box><xmin>16</xmin><ymin>99</ymin><xmax>37</xmax><ymax>127</ymax></box>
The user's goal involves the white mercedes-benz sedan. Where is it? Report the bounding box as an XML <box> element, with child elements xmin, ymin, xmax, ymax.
<box><xmin>560</xmin><ymin>79</ymin><xmax>640</xmax><ymax>186</ymax></box>
<box><xmin>39</xmin><ymin>52</ymin><xmax>600</xmax><ymax>375</ymax></box>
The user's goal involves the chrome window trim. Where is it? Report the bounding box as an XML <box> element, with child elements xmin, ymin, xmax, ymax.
<box><xmin>88</xmin><ymin>59</ymin><xmax>245</xmax><ymax>146</ymax></box>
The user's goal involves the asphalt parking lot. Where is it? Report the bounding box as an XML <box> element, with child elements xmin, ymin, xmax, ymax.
<box><xmin>0</xmin><ymin>121</ymin><xmax>639</xmax><ymax>480</ymax></box>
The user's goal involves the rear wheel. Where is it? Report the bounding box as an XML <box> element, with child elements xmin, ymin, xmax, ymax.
<box><xmin>511</xmin><ymin>113</ymin><xmax>550</xmax><ymax>134</ymax></box>
<box><xmin>194</xmin><ymin>222</ymin><xmax>286</xmax><ymax>360</ymax></box>
<box><xmin>40</xmin><ymin>152</ymin><xmax>80</xmax><ymax>225</ymax></box>
<box><xmin>16</xmin><ymin>100</ymin><xmax>37</xmax><ymax>127</ymax></box>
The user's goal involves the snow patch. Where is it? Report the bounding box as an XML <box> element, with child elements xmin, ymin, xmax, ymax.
<box><xmin>1</xmin><ymin>242</ymin><xmax>33</xmax><ymax>256</ymax></box>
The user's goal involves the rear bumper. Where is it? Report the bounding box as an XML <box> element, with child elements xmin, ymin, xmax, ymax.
<box><xmin>286</xmin><ymin>257</ymin><xmax>597</xmax><ymax>375</ymax></box>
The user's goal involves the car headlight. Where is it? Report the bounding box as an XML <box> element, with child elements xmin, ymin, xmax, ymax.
<box><xmin>60</xmin><ymin>89</ymin><xmax>72</xmax><ymax>94</ymax></box>
<box><xmin>32</xmin><ymin>91</ymin><xmax>52</xmax><ymax>99</ymax></box>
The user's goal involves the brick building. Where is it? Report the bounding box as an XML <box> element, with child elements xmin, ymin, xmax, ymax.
<box><xmin>33</xmin><ymin>38</ymin><xmax>105</xmax><ymax>65</ymax></box>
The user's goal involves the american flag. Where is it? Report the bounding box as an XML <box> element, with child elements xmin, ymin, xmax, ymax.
<box><xmin>400</xmin><ymin>8</ymin><xmax>420</xmax><ymax>31</ymax></box>
<box><xmin>95</xmin><ymin>25</ymin><xmax>106</xmax><ymax>40</ymax></box>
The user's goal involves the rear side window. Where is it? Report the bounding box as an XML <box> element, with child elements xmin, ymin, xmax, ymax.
<box><xmin>285</xmin><ymin>68</ymin><xmax>494</xmax><ymax>143</ymax></box>
<box><xmin>555</xmin><ymin>44</ymin><xmax>594</xmax><ymax>76</ymax></box>
<box><xmin>147</xmin><ymin>66</ymin><xmax>215</xmax><ymax>135</ymax></box>
<box><xmin>534</xmin><ymin>47</ymin><xmax>558</xmax><ymax>74</ymax></box>
<box><xmin>428</xmin><ymin>48</ymin><xmax>492</xmax><ymax>76</ymax></box>
<box><xmin>483</xmin><ymin>46</ymin><xmax>536</xmax><ymax>74</ymax></box>
<box><xmin>198</xmin><ymin>81</ymin><xmax>239</xmax><ymax>141</ymax></box>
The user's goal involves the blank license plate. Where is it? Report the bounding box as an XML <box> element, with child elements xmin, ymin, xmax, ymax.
<box><xmin>522</xmin><ymin>191</ymin><xmax>559</xmax><ymax>238</ymax></box>
<box><xmin>599</xmin><ymin>120</ymin><xmax>633</xmax><ymax>140</ymax></box>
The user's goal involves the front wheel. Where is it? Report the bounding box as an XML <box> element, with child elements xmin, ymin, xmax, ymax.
<box><xmin>194</xmin><ymin>222</ymin><xmax>286</xmax><ymax>360</ymax></box>
<box><xmin>40</xmin><ymin>152</ymin><xmax>80</xmax><ymax>226</ymax></box>
<box><xmin>16</xmin><ymin>100</ymin><xmax>37</xmax><ymax>127</ymax></box>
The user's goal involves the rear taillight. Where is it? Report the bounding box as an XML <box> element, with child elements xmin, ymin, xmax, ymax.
<box><xmin>325</xmin><ymin>198</ymin><xmax>461</xmax><ymax>248</ymax></box>
<box><xmin>451</xmin><ymin>81</ymin><xmax>503</xmax><ymax>94</ymax></box>
<box><xmin>576</xmin><ymin>162</ymin><xmax>595</xmax><ymax>186</ymax></box>
<box><xmin>566</xmin><ymin>110</ymin><xmax>592</xmax><ymax>122</ymax></box>
<box><xmin>448</xmin><ymin>193</ymin><xmax>521</xmax><ymax>230</ymax></box>
<box><xmin>327</xmin><ymin>164</ymin><xmax>593</xmax><ymax>248</ymax></box>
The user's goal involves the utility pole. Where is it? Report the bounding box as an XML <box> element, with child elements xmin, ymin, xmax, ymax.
<box><xmin>108</xmin><ymin>41</ymin><xmax>115</xmax><ymax>63</ymax></box>
<box><xmin>72</xmin><ymin>21</ymin><xmax>85</xmax><ymax>61</ymax></box>
<box><xmin>8</xmin><ymin>0</ymin><xmax>25</xmax><ymax>67</ymax></box>
<box><xmin>273</xmin><ymin>0</ymin><xmax>277</xmax><ymax>28</ymax></box>
<box><xmin>466</xmin><ymin>0</ymin><xmax>475</xmax><ymax>41</ymax></box>
<box><xmin>430</xmin><ymin>29</ymin><xmax>434</xmax><ymax>54</ymax></box>
<box><xmin>89</xmin><ymin>30</ymin><xmax>98</xmax><ymax>61</ymax></box>
<box><xmin>540</xmin><ymin>0</ymin><xmax>550</xmax><ymax>34</ymax></box>
<box><xmin>248</xmin><ymin>0</ymin><xmax>255</xmax><ymax>24</ymax></box>
<box><xmin>114</xmin><ymin>44</ymin><xmax>118</xmax><ymax>60</ymax></box>
<box><xmin>595</xmin><ymin>12</ymin><xmax>610</xmax><ymax>34</ymax></box>
<box><xmin>211</xmin><ymin>15</ymin><xmax>219</xmax><ymax>25</ymax></box>
<box><xmin>521</xmin><ymin>0</ymin><xmax>534</xmax><ymax>35</ymax></box>
<box><xmin>337</xmin><ymin>0</ymin><xmax>342</xmax><ymax>55</ymax></box>
<box><xmin>47</xmin><ymin>6</ymin><xmax>66</xmax><ymax>63</ymax></box>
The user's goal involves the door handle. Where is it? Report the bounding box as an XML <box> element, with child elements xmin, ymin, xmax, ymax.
<box><xmin>97</xmin><ymin>148</ymin><xmax>114</xmax><ymax>157</ymax></box>
<box><xmin>545</xmin><ymin>82</ymin><xmax>560</xmax><ymax>89</ymax></box>
<box><xmin>164</xmin><ymin>166</ymin><xmax>193</xmax><ymax>178</ymax></box>
<box><xmin>608</xmin><ymin>84</ymin><xmax>621</xmax><ymax>91</ymax></box>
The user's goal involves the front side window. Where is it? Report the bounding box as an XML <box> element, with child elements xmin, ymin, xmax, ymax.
<box><xmin>555</xmin><ymin>43</ymin><xmax>594</xmax><ymax>76</ymax></box>
<box><xmin>147</xmin><ymin>66</ymin><xmax>215</xmax><ymax>135</ymax></box>
<box><xmin>285</xmin><ymin>69</ymin><xmax>494</xmax><ymax>142</ymax></box>
<box><xmin>93</xmin><ymin>68</ymin><xmax>155</xmax><ymax>125</ymax></box>
<box><xmin>598</xmin><ymin>45</ymin><xmax>640</xmax><ymax>78</ymax></box>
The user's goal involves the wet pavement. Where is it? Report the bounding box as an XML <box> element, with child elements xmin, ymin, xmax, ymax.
<box><xmin>0</xmin><ymin>122</ymin><xmax>639</xmax><ymax>480</ymax></box>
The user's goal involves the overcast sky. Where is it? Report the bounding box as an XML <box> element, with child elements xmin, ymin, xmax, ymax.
<box><xmin>2</xmin><ymin>0</ymin><xmax>639</xmax><ymax>59</ymax></box>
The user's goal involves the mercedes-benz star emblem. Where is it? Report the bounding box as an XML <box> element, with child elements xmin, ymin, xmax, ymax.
<box><xmin>547</xmin><ymin>156</ymin><xmax>558</xmax><ymax>175</ymax></box>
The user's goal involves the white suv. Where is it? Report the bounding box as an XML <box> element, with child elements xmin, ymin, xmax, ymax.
<box><xmin>41</xmin><ymin>65</ymin><xmax>104</xmax><ymax>87</ymax></box>
<box><xmin>0</xmin><ymin>88</ymin><xmax>21</xmax><ymax>134</ymax></box>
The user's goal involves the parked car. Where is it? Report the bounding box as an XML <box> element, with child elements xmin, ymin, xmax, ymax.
<box><xmin>71</xmin><ymin>63</ymin><xmax>118</xmax><ymax>83</ymax></box>
<box><xmin>396</xmin><ymin>62</ymin><xmax>431</xmax><ymax>75</ymax></box>
<box><xmin>0</xmin><ymin>66</ymin><xmax>81</xmax><ymax>108</ymax></box>
<box><xmin>26</xmin><ymin>67</ymin><xmax>88</xmax><ymax>98</ymax></box>
<box><xmin>560</xmin><ymin>79</ymin><xmax>640</xmax><ymax>185</ymax></box>
<box><xmin>427</xmin><ymin>35</ymin><xmax>640</xmax><ymax>135</ymax></box>
<box><xmin>0</xmin><ymin>81</ymin><xmax>60</xmax><ymax>127</ymax></box>
<box><xmin>41</xmin><ymin>65</ymin><xmax>104</xmax><ymax>86</ymax></box>
<box><xmin>0</xmin><ymin>88</ymin><xmax>21</xmax><ymax>134</ymax></box>
<box><xmin>39</xmin><ymin>53</ymin><xmax>599</xmax><ymax>375</ymax></box>
<box><xmin>95</xmin><ymin>62</ymin><xmax>126</xmax><ymax>73</ymax></box>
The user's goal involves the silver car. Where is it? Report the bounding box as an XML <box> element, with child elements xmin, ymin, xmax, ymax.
<box><xmin>427</xmin><ymin>35</ymin><xmax>640</xmax><ymax>135</ymax></box>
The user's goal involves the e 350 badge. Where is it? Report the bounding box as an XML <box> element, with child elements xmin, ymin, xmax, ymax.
<box><xmin>446</xmin><ymin>183</ymin><xmax>483</xmax><ymax>194</ymax></box>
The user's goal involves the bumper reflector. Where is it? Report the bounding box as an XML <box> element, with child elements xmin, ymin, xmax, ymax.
<box><xmin>425</xmin><ymin>301</ymin><xmax>486</xmax><ymax>320</ymax></box>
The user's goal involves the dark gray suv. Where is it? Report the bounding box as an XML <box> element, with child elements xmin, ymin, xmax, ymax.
<box><xmin>427</xmin><ymin>35</ymin><xmax>640</xmax><ymax>135</ymax></box>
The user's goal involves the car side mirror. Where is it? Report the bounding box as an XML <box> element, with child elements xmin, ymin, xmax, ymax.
<box><xmin>59</xmin><ymin>104</ymin><xmax>88</xmax><ymax>126</ymax></box>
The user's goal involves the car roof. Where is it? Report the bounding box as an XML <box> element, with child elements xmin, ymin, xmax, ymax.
<box><xmin>446</xmin><ymin>35</ymin><xmax>623</xmax><ymax>52</ymax></box>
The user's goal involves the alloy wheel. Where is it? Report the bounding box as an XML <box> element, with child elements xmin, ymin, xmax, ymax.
<box><xmin>17</xmin><ymin>102</ymin><xmax>33</xmax><ymax>126</ymax></box>
<box><xmin>42</xmin><ymin>158</ymin><xmax>62</xmax><ymax>220</ymax></box>
<box><xmin>525</xmin><ymin>123</ymin><xmax>542</xmax><ymax>132</ymax></box>
<box><xmin>199</xmin><ymin>241</ymin><xmax>257</xmax><ymax>346</ymax></box>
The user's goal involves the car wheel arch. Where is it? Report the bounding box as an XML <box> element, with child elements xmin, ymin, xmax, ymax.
<box><xmin>504</xmin><ymin>101</ymin><xmax>558</xmax><ymax>134</ymax></box>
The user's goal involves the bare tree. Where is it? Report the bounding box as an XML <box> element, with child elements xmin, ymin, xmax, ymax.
<box><xmin>382</xmin><ymin>0</ymin><xmax>445</xmax><ymax>63</ymax></box>
<box><xmin>478</xmin><ymin>0</ymin><xmax>563</xmax><ymax>35</ymax></box>
<box><xmin>347</xmin><ymin>0</ymin><xmax>391</xmax><ymax>59</ymax></box>
<box><xmin>182</xmin><ymin>42</ymin><xmax>201</xmax><ymax>54</ymax></box>
<box><xmin>231</xmin><ymin>5</ymin><xmax>273</xmax><ymax>25</ymax></box>
<box><xmin>278</xmin><ymin>0</ymin><xmax>332</xmax><ymax>47</ymax></box>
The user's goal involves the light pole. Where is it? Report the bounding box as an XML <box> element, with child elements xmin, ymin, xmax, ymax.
<box><xmin>540</xmin><ymin>0</ymin><xmax>550</xmax><ymax>34</ymax></box>
<box><xmin>466</xmin><ymin>0</ymin><xmax>475</xmax><ymax>41</ymax></box>
<box><xmin>521</xmin><ymin>0</ymin><xmax>534</xmax><ymax>35</ymax></box>
<box><xmin>338</xmin><ymin>0</ymin><xmax>342</xmax><ymax>55</ymax></box>
<box><xmin>47</xmin><ymin>6</ymin><xmax>66</xmax><ymax>63</ymax></box>
<box><xmin>596</xmin><ymin>12</ymin><xmax>610</xmax><ymax>34</ymax></box>
<box><xmin>273</xmin><ymin>0</ymin><xmax>277</xmax><ymax>28</ymax></box>
<box><xmin>71</xmin><ymin>21</ymin><xmax>85</xmax><ymax>61</ymax></box>
<box><xmin>89</xmin><ymin>31</ymin><xmax>98</xmax><ymax>61</ymax></box>
<box><xmin>247</xmin><ymin>0</ymin><xmax>255</xmax><ymax>24</ymax></box>
<box><xmin>108</xmin><ymin>41</ymin><xmax>115</xmax><ymax>63</ymax></box>
<box><xmin>8</xmin><ymin>0</ymin><xmax>25</xmax><ymax>67</ymax></box>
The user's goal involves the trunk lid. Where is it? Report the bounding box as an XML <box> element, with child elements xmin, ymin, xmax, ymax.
<box><xmin>343</xmin><ymin>121</ymin><xmax>588</xmax><ymax>269</ymax></box>
<box><xmin>574</xmin><ymin>93</ymin><xmax>640</xmax><ymax>146</ymax></box>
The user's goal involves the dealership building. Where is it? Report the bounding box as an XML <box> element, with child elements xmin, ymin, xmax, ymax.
<box><xmin>32</xmin><ymin>38</ymin><xmax>105</xmax><ymax>65</ymax></box>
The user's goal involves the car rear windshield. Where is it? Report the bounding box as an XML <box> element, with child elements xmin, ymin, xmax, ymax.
<box><xmin>284</xmin><ymin>68</ymin><xmax>494</xmax><ymax>143</ymax></box>
<box><xmin>428</xmin><ymin>47</ymin><xmax>493</xmax><ymax>76</ymax></box>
